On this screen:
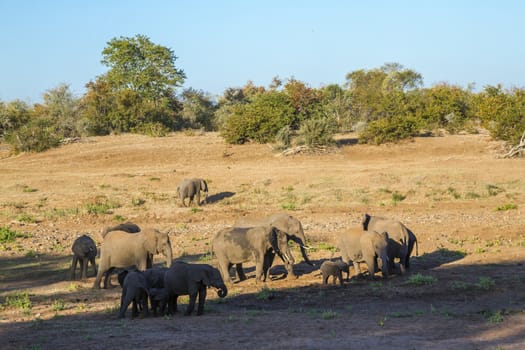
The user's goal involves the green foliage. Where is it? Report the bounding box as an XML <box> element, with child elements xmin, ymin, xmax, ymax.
<box><xmin>0</xmin><ymin>226</ymin><xmax>21</xmax><ymax>243</ymax></box>
<box><xmin>220</xmin><ymin>90</ymin><xmax>295</xmax><ymax>144</ymax></box>
<box><xmin>495</xmin><ymin>203</ymin><xmax>517</xmax><ymax>211</ymax></box>
<box><xmin>85</xmin><ymin>198</ymin><xmax>121</xmax><ymax>215</ymax></box>
<box><xmin>406</xmin><ymin>273</ymin><xmax>437</xmax><ymax>286</ymax></box>
<box><xmin>4</xmin><ymin>117</ymin><xmax>61</xmax><ymax>153</ymax></box>
<box><xmin>4</xmin><ymin>292</ymin><xmax>32</xmax><ymax>312</ymax></box>
<box><xmin>0</xmin><ymin>99</ymin><xmax>32</xmax><ymax>137</ymax></box>
<box><xmin>359</xmin><ymin>115</ymin><xmax>420</xmax><ymax>144</ymax></box>
<box><xmin>180</xmin><ymin>88</ymin><xmax>217</xmax><ymax>131</ymax></box>
<box><xmin>474</xmin><ymin>85</ymin><xmax>525</xmax><ymax>145</ymax></box>
<box><xmin>297</xmin><ymin>117</ymin><xmax>336</xmax><ymax>146</ymax></box>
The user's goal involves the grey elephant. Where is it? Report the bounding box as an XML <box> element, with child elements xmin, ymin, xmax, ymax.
<box><xmin>93</xmin><ymin>227</ymin><xmax>173</xmax><ymax>289</ymax></box>
<box><xmin>362</xmin><ymin>214</ymin><xmax>418</xmax><ymax>273</ymax></box>
<box><xmin>232</xmin><ymin>213</ymin><xmax>313</xmax><ymax>280</ymax></box>
<box><xmin>101</xmin><ymin>222</ymin><xmax>141</xmax><ymax>238</ymax></box>
<box><xmin>176</xmin><ymin>178</ymin><xmax>208</xmax><ymax>207</ymax></box>
<box><xmin>319</xmin><ymin>260</ymin><xmax>349</xmax><ymax>286</ymax></box>
<box><xmin>212</xmin><ymin>225</ymin><xmax>293</xmax><ymax>284</ymax></box>
<box><xmin>144</xmin><ymin>267</ymin><xmax>169</xmax><ymax>316</ymax></box>
<box><xmin>70</xmin><ymin>234</ymin><xmax>97</xmax><ymax>280</ymax></box>
<box><xmin>337</xmin><ymin>227</ymin><xmax>390</xmax><ymax>278</ymax></box>
<box><xmin>118</xmin><ymin>270</ymin><xmax>149</xmax><ymax>318</ymax></box>
<box><xmin>164</xmin><ymin>261</ymin><xmax>227</xmax><ymax>316</ymax></box>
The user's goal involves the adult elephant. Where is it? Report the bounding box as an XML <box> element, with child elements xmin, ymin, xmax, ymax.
<box><xmin>101</xmin><ymin>222</ymin><xmax>141</xmax><ymax>238</ymax></box>
<box><xmin>337</xmin><ymin>227</ymin><xmax>390</xmax><ymax>278</ymax></box>
<box><xmin>233</xmin><ymin>213</ymin><xmax>313</xmax><ymax>279</ymax></box>
<box><xmin>176</xmin><ymin>178</ymin><xmax>208</xmax><ymax>207</ymax></box>
<box><xmin>212</xmin><ymin>225</ymin><xmax>296</xmax><ymax>284</ymax></box>
<box><xmin>164</xmin><ymin>261</ymin><xmax>227</xmax><ymax>316</ymax></box>
<box><xmin>93</xmin><ymin>228</ymin><xmax>173</xmax><ymax>289</ymax></box>
<box><xmin>362</xmin><ymin>214</ymin><xmax>418</xmax><ymax>273</ymax></box>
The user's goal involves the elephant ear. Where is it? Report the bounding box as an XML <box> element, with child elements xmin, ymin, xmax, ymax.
<box><xmin>142</xmin><ymin>228</ymin><xmax>159</xmax><ymax>255</ymax></box>
<box><xmin>200</xmin><ymin>179</ymin><xmax>208</xmax><ymax>192</ymax></box>
<box><xmin>362</xmin><ymin>214</ymin><xmax>371</xmax><ymax>230</ymax></box>
<box><xmin>195</xmin><ymin>266</ymin><xmax>212</xmax><ymax>286</ymax></box>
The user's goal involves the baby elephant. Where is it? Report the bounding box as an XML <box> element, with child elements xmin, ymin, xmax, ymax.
<box><xmin>176</xmin><ymin>178</ymin><xmax>208</xmax><ymax>207</ymax></box>
<box><xmin>70</xmin><ymin>234</ymin><xmax>97</xmax><ymax>280</ymax></box>
<box><xmin>320</xmin><ymin>260</ymin><xmax>349</xmax><ymax>286</ymax></box>
<box><xmin>118</xmin><ymin>270</ymin><xmax>149</xmax><ymax>319</ymax></box>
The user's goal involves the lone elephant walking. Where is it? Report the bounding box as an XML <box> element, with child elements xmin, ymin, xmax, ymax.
<box><xmin>176</xmin><ymin>178</ymin><xmax>208</xmax><ymax>207</ymax></box>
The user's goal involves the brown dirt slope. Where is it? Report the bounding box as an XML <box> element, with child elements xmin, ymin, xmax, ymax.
<box><xmin>1</xmin><ymin>131</ymin><xmax>524</xmax><ymax>349</ymax></box>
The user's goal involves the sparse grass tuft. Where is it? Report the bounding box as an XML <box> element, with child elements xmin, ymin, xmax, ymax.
<box><xmin>391</xmin><ymin>191</ymin><xmax>406</xmax><ymax>205</ymax></box>
<box><xmin>0</xmin><ymin>226</ymin><xmax>21</xmax><ymax>243</ymax></box>
<box><xmin>317</xmin><ymin>242</ymin><xmax>337</xmax><ymax>253</ymax></box>
<box><xmin>85</xmin><ymin>198</ymin><xmax>121</xmax><ymax>215</ymax></box>
<box><xmin>255</xmin><ymin>287</ymin><xmax>275</xmax><ymax>300</ymax></box>
<box><xmin>131</xmin><ymin>197</ymin><xmax>146</xmax><ymax>206</ymax></box>
<box><xmin>406</xmin><ymin>273</ymin><xmax>437</xmax><ymax>286</ymax></box>
<box><xmin>16</xmin><ymin>213</ymin><xmax>38</xmax><ymax>223</ymax></box>
<box><xmin>4</xmin><ymin>292</ymin><xmax>32</xmax><ymax>313</ymax></box>
<box><xmin>52</xmin><ymin>299</ymin><xmax>66</xmax><ymax>312</ymax></box>
<box><xmin>321</xmin><ymin>310</ymin><xmax>338</xmax><ymax>320</ymax></box>
<box><xmin>477</xmin><ymin>277</ymin><xmax>496</xmax><ymax>290</ymax></box>
<box><xmin>495</xmin><ymin>203</ymin><xmax>517</xmax><ymax>211</ymax></box>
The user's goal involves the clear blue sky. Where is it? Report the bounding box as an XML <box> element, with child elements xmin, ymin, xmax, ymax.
<box><xmin>1</xmin><ymin>0</ymin><xmax>524</xmax><ymax>103</ymax></box>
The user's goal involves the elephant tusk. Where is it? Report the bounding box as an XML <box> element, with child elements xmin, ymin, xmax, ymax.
<box><xmin>301</xmin><ymin>245</ymin><xmax>313</xmax><ymax>250</ymax></box>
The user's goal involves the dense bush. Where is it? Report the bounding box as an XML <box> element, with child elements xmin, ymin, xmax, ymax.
<box><xmin>297</xmin><ymin>117</ymin><xmax>337</xmax><ymax>146</ymax></box>
<box><xmin>358</xmin><ymin>115</ymin><xmax>420</xmax><ymax>144</ymax></box>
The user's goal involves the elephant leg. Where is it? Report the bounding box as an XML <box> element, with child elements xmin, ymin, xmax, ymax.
<box><xmin>185</xmin><ymin>291</ymin><xmax>198</xmax><ymax>316</ymax></box>
<box><xmin>167</xmin><ymin>295</ymin><xmax>178</xmax><ymax>315</ymax></box>
<box><xmin>195</xmin><ymin>192</ymin><xmax>201</xmax><ymax>206</ymax></box>
<box><xmin>262</xmin><ymin>252</ymin><xmax>275</xmax><ymax>281</ymax></box>
<box><xmin>218</xmin><ymin>261</ymin><xmax>233</xmax><ymax>284</ymax></box>
<box><xmin>81</xmin><ymin>258</ymin><xmax>88</xmax><ymax>280</ymax></box>
<box><xmin>254</xmin><ymin>254</ymin><xmax>265</xmax><ymax>283</ymax></box>
<box><xmin>131</xmin><ymin>299</ymin><xmax>139</xmax><ymax>318</ymax></box>
<box><xmin>93</xmin><ymin>267</ymin><xmax>105</xmax><ymax>289</ymax></box>
<box><xmin>197</xmin><ymin>285</ymin><xmax>207</xmax><ymax>316</ymax></box>
<box><xmin>323</xmin><ymin>274</ymin><xmax>329</xmax><ymax>284</ymax></box>
<box><xmin>70</xmin><ymin>256</ymin><xmax>78</xmax><ymax>280</ymax></box>
<box><xmin>141</xmin><ymin>293</ymin><xmax>149</xmax><ymax>317</ymax></box>
<box><xmin>118</xmin><ymin>290</ymin><xmax>131</xmax><ymax>318</ymax></box>
<box><xmin>338</xmin><ymin>271</ymin><xmax>344</xmax><ymax>286</ymax></box>
<box><xmin>103</xmin><ymin>267</ymin><xmax>116</xmax><ymax>289</ymax></box>
<box><xmin>235</xmin><ymin>264</ymin><xmax>247</xmax><ymax>281</ymax></box>
<box><xmin>352</xmin><ymin>261</ymin><xmax>362</xmax><ymax>277</ymax></box>
<box><xmin>89</xmin><ymin>256</ymin><xmax>97</xmax><ymax>277</ymax></box>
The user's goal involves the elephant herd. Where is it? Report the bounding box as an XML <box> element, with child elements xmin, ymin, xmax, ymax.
<box><xmin>69</xmin><ymin>211</ymin><xmax>418</xmax><ymax>318</ymax></box>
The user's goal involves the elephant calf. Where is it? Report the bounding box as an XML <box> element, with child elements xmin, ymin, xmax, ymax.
<box><xmin>118</xmin><ymin>270</ymin><xmax>149</xmax><ymax>319</ymax></box>
<box><xmin>176</xmin><ymin>178</ymin><xmax>208</xmax><ymax>207</ymax></box>
<box><xmin>164</xmin><ymin>261</ymin><xmax>227</xmax><ymax>316</ymax></box>
<box><xmin>320</xmin><ymin>260</ymin><xmax>349</xmax><ymax>286</ymax></box>
<box><xmin>70</xmin><ymin>234</ymin><xmax>97</xmax><ymax>280</ymax></box>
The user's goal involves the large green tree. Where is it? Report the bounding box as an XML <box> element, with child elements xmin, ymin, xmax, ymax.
<box><xmin>102</xmin><ymin>34</ymin><xmax>185</xmax><ymax>103</ymax></box>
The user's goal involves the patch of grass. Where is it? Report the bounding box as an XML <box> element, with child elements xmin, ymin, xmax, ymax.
<box><xmin>0</xmin><ymin>226</ymin><xmax>21</xmax><ymax>243</ymax></box>
<box><xmin>378</xmin><ymin>316</ymin><xmax>387</xmax><ymax>327</ymax></box>
<box><xmin>281</xmin><ymin>202</ymin><xmax>297</xmax><ymax>210</ymax></box>
<box><xmin>447</xmin><ymin>187</ymin><xmax>461</xmax><ymax>199</ymax></box>
<box><xmin>4</xmin><ymin>292</ymin><xmax>32</xmax><ymax>313</ymax></box>
<box><xmin>255</xmin><ymin>287</ymin><xmax>275</xmax><ymax>300</ymax></box>
<box><xmin>465</xmin><ymin>191</ymin><xmax>481</xmax><ymax>199</ymax></box>
<box><xmin>191</xmin><ymin>207</ymin><xmax>203</xmax><ymax>213</ymax></box>
<box><xmin>149</xmin><ymin>177</ymin><xmax>161</xmax><ymax>181</ymax></box>
<box><xmin>477</xmin><ymin>277</ymin><xmax>496</xmax><ymax>290</ymax></box>
<box><xmin>52</xmin><ymin>299</ymin><xmax>66</xmax><ymax>312</ymax></box>
<box><xmin>391</xmin><ymin>191</ymin><xmax>406</xmax><ymax>205</ymax></box>
<box><xmin>198</xmin><ymin>252</ymin><xmax>212</xmax><ymax>262</ymax></box>
<box><xmin>317</xmin><ymin>242</ymin><xmax>337</xmax><ymax>253</ymax></box>
<box><xmin>131</xmin><ymin>197</ymin><xmax>146</xmax><ymax>206</ymax></box>
<box><xmin>22</xmin><ymin>186</ymin><xmax>38</xmax><ymax>193</ymax></box>
<box><xmin>25</xmin><ymin>250</ymin><xmax>38</xmax><ymax>258</ymax></box>
<box><xmin>104</xmin><ymin>303</ymin><xmax>119</xmax><ymax>314</ymax></box>
<box><xmin>113</xmin><ymin>214</ymin><xmax>126</xmax><ymax>222</ymax></box>
<box><xmin>406</xmin><ymin>273</ymin><xmax>437</xmax><ymax>286</ymax></box>
<box><xmin>486</xmin><ymin>184</ymin><xmax>504</xmax><ymax>196</ymax></box>
<box><xmin>321</xmin><ymin>310</ymin><xmax>338</xmax><ymax>320</ymax></box>
<box><xmin>16</xmin><ymin>213</ymin><xmax>38</xmax><ymax>223</ymax></box>
<box><xmin>84</xmin><ymin>198</ymin><xmax>121</xmax><ymax>215</ymax></box>
<box><xmin>67</xmin><ymin>283</ymin><xmax>79</xmax><ymax>292</ymax></box>
<box><xmin>482</xmin><ymin>310</ymin><xmax>504</xmax><ymax>323</ymax></box>
<box><xmin>495</xmin><ymin>203</ymin><xmax>517</xmax><ymax>211</ymax></box>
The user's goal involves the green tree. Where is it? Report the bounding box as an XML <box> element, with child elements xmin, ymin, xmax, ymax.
<box><xmin>180</xmin><ymin>88</ymin><xmax>218</xmax><ymax>131</ymax></box>
<box><xmin>102</xmin><ymin>34</ymin><xmax>185</xmax><ymax>104</ymax></box>
<box><xmin>474</xmin><ymin>85</ymin><xmax>525</xmax><ymax>145</ymax></box>
<box><xmin>0</xmin><ymin>99</ymin><xmax>32</xmax><ymax>137</ymax></box>
<box><xmin>39</xmin><ymin>83</ymin><xmax>82</xmax><ymax>138</ymax></box>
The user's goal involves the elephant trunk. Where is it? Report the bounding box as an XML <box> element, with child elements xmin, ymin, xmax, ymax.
<box><xmin>216</xmin><ymin>284</ymin><xmax>228</xmax><ymax>298</ymax></box>
<box><xmin>164</xmin><ymin>245</ymin><xmax>173</xmax><ymax>268</ymax></box>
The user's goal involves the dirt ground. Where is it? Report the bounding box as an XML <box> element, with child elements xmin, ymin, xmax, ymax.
<box><xmin>1</xmin><ymin>131</ymin><xmax>524</xmax><ymax>350</ymax></box>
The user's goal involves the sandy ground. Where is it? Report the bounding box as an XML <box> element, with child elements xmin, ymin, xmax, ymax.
<box><xmin>1</xmin><ymin>131</ymin><xmax>524</xmax><ymax>349</ymax></box>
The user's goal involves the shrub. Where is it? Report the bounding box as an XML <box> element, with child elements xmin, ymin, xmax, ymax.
<box><xmin>297</xmin><ymin>117</ymin><xmax>336</xmax><ymax>147</ymax></box>
<box><xmin>359</xmin><ymin>115</ymin><xmax>420</xmax><ymax>144</ymax></box>
<box><xmin>0</xmin><ymin>226</ymin><xmax>21</xmax><ymax>243</ymax></box>
<box><xmin>4</xmin><ymin>118</ymin><xmax>60</xmax><ymax>153</ymax></box>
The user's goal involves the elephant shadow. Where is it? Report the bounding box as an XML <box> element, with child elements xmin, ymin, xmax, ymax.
<box><xmin>412</xmin><ymin>248</ymin><xmax>467</xmax><ymax>270</ymax></box>
<box><xmin>268</xmin><ymin>259</ymin><xmax>323</xmax><ymax>279</ymax></box>
<box><xmin>206</xmin><ymin>191</ymin><xmax>235</xmax><ymax>204</ymax></box>
<box><xmin>335</xmin><ymin>136</ymin><xmax>359</xmax><ymax>147</ymax></box>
